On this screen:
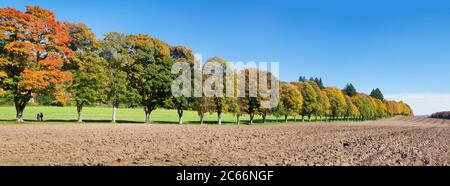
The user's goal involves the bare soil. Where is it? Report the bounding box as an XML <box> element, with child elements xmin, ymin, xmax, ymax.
<box><xmin>0</xmin><ymin>117</ymin><xmax>449</xmax><ymax>166</ymax></box>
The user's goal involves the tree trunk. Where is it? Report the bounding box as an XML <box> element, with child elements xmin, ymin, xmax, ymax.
<box><xmin>76</xmin><ymin>101</ymin><xmax>84</xmax><ymax>123</ymax></box>
<box><xmin>112</xmin><ymin>100</ymin><xmax>118</xmax><ymax>123</ymax></box>
<box><xmin>301</xmin><ymin>115</ymin><xmax>304</xmax><ymax>122</ymax></box>
<box><xmin>145</xmin><ymin>111</ymin><xmax>151</xmax><ymax>124</ymax></box>
<box><xmin>249</xmin><ymin>114</ymin><xmax>254</xmax><ymax>125</ymax></box>
<box><xmin>15</xmin><ymin>106</ymin><xmax>24</xmax><ymax>122</ymax></box>
<box><xmin>237</xmin><ymin>115</ymin><xmax>240</xmax><ymax>125</ymax></box>
<box><xmin>218</xmin><ymin>111</ymin><xmax>222</xmax><ymax>125</ymax></box>
<box><xmin>262</xmin><ymin>115</ymin><xmax>266</xmax><ymax>124</ymax></box>
<box><xmin>77</xmin><ymin>101</ymin><xmax>84</xmax><ymax>123</ymax></box>
<box><xmin>14</xmin><ymin>92</ymin><xmax>31</xmax><ymax>123</ymax></box>
<box><xmin>200</xmin><ymin>112</ymin><xmax>204</xmax><ymax>125</ymax></box>
<box><xmin>285</xmin><ymin>115</ymin><xmax>288</xmax><ymax>123</ymax></box>
<box><xmin>178</xmin><ymin>109</ymin><xmax>183</xmax><ymax>125</ymax></box>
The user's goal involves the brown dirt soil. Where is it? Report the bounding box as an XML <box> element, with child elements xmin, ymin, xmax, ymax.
<box><xmin>0</xmin><ymin>117</ymin><xmax>449</xmax><ymax>166</ymax></box>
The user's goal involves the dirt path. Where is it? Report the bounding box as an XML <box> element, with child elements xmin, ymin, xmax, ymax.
<box><xmin>0</xmin><ymin>117</ymin><xmax>449</xmax><ymax>166</ymax></box>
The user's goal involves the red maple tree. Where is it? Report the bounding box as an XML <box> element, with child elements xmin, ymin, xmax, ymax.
<box><xmin>0</xmin><ymin>6</ymin><xmax>74</xmax><ymax>122</ymax></box>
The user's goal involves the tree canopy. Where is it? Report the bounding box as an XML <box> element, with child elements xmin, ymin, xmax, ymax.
<box><xmin>343</xmin><ymin>83</ymin><xmax>357</xmax><ymax>97</ymax></box>
<box><xmin>324</xmin><ymin>87</ymin><xmax>347</xmax><ymax>119</ymax></box>
<box><xmin>0</xmin><ymin>6</ymin><xmax>73</xmax><ymax>122</ymax></box>
<box><xmin>280</xmin><ymin>83</ymin><xmax>303</xmax><ymax>122</ymax></box>
<box><xmin>370</xmin><ymin>88</ymin><xmax>384</xmax><ymax>101</ymax></box>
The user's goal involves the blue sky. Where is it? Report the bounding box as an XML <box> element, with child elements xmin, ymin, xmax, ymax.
<box><xmin>1</xmin><ymin>0</ymin><xmax>450</xmax><ymax>114</ymax></box>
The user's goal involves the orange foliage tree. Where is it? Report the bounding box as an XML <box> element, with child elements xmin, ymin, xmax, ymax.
<box><xmin>0</xmin><ymin>6</ymin><xmax>73</xmax><ymax>122</ymax></box>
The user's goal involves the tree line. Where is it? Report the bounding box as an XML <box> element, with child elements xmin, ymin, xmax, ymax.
<box><xmin>0</xmin><ymin>6</ymin><xmax>413</xmax><ymax>123</ymax></box>
<box><xmin>431</xmin><ymin>112</ymin><xmax>450</xmax><ymax>120</ymax></box>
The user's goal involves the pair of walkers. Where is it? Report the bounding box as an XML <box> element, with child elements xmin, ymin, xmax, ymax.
<box><xmin>36</xmin><ymin>113</ymin><xmax>44</xmax><ymax>122</ymax></box>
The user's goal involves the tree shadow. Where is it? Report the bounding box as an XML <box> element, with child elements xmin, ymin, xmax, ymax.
<box><xmin>0</xmin><ymin>118</ymin><xmax>307</xmax><ymax>125</ymax></box>
<box><xmin>0</xmin><ymin>119</ymin><xmax>144</xmax><ymax>124</ymax></box>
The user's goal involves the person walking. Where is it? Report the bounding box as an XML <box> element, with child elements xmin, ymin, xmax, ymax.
<box><xmin>36</xmin><ymin>113</ymin><xmax>41</xmax><ymax>122</ymax></box>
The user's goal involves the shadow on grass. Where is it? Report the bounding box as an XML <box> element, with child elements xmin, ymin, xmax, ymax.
<box><xmin>0</xmin><ymin>118</ymin><xmax>335</xmax><ymax>125</ymax></box>
<box><xmin>0</xmin><ymin>119</ymin><xmax>143</xmax><ymax>124</ymax></box>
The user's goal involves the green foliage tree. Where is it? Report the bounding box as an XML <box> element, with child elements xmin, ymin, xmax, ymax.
<box><xmin>65</xmin><ymin>22</ymin><xmax>108</xmax><ymax>123</ymax></box>
<box><xmin>298</xmin><ymin>76</ymin><xmax>307</xmax><ymax>82</ymax></box>
<box><xmin>370</xmin><ymin>88</ymin><xmax>384</xmax><ymax>101</ymax></box>
<box><xmin>272</xmin><ymin>102</ymin><xmax>287</xmax><ymax>123</ymax></box>
<box><xmin>125</xmin><ymin>34</ymin><xmax>174</xmax><ymax>124</ymax></box>
<box><xmin>343</xmin><ymin>83</ymin><xmax>357</xmax><ymax>97</ymax></box>
<box><xmin>310</xmin><ymin>77</ymin><xmax>324</xmax><ymax>89</ymax></box>
<box><xmin>100</xmin><ymin>32</ymin><xmax>139</xmax><ymax>123</ymax></box>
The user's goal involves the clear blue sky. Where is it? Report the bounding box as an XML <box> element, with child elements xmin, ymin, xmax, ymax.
<box><xmin>2</xmin><ymin>0</ymin><xmax>450</xmax><ymax>114</ymax></box>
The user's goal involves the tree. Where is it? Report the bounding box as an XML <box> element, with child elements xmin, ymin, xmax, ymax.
<box><xmin>238</xmin><ymin>68</ymin><xmax>278</xmax><ymax>124</ymax></box>
<box><xmin>371</xmin><ymin>97</ymin><xmax>387</xmax><ymax>118</ymax></box>
<box><xmin>370</xmin><ymin>88</ymin><xmax>384</xmax><ymax>101</ymax></box>
<box><xmin>292</xmin><ymin>82</ymin><xmax>317</xmax><ymax>122</ymax></box>
<box><xmin>384</xmin><ymin>100</ymin><xmax>398</xmax><ymax>117</ymax></box>
<box><xmin>352</xmin><ymin>94</ymin><xmax>375</xmax><ymax>120</ymax></box>
<box><xmin>64</xmin><ymin>22</ymin><xmax>107</xmax><ymax>123</ymax></box>
<box><xmin>324</xmin><ymin>87</ymin><xmax>347</xmax><ymax>120</ymax></box>
<box><xmin>310</xmin><ymin>77</ymin><xmax>324</xmax><ymax>89</ymax></box>
<box><xmin>170</xmin><ymin>45</ymin><xmax>195</xmax><ymax>124</ymax></box>
<box><xmin>240</xmin><ymin>68</ymin><xmax>262</xmax><ymax>124</ymax></box>
<box><xmin>229</xmin><ymin>97</ymin><xmax>246</xmax><ymax>124</ymax></box>
<box><xmin>343</xmin><ymin>83</ymin><xmax>357</xmax><ymax>97</ymax></box>
<box><xmin>299</xmin><ymin>76</ymin><xmax>324</xmax><ymax>89</ymax></box>
<box><xmin>203</xmin><ymin>57</ymin><xmax>233</xmax><ymax>125</ymax></box>
<box><xmin>194</xmin><ymin>96</ymin><xmax>213</xmax><ymax>125</ymax></box>
<box><xmin>258</xmin><ymin>72</ymin><xmax>278</xmax><ymax>124</ymax></box>
<box><xmin>298</xmin><ymin>76</ymin><xmax>307</xmax><ymax>82</ymax></box>
<box><xmin>272</xmin><ymin>102</ymin><xmax>287</xmax><ymax>123</ymax></box>
<box><xmin>193</xmin><ymin>65</ymin><xmax>214</xmax><ymax>125</ymax></box>
<box><xmin>309</xmin><ymin>82</ymin><xmax>330</xmax><ymax>121</ymax></box>
<box><xmin>280</xmin><ymin>83</ymin><xmax>303</xmax><ymax>123</ymax></box>
<box><xmin>229</xmin><ymin>72</ymin><xmax>246</xmax><ymax>124</ymax></box>
<box><xmin>344</xmin><ymin>95</ymin><xmax>359</xmax><ymax>120</ymax></box>
<box><xmin>0</xmin><ymin>6</ymin><xmax>73</xmax><ymax>122</ymax></box>
<box><xmin>399</xmin><ymin>101</ymin><xmax>413</xmax><ymax>116</ymax></box>
<box><xmin>431</xmin><ymin>111</ymin><xmax>449</xmax><ymax>119</ymax></box>
<box><xmin>126</xmin><ymin>34</ymin><xmax>174</xmax><ymax>124</ymax></box>
<box><xmin>100</xmin><ymin>32</ymin><xmax>139</xmax><ymax>123</ymax></box>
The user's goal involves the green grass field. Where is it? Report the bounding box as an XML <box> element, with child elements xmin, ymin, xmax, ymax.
<box><xmin>0</xmin><ymin>106</ymin><xmax>306</xmax><ymax>125</ymax></box>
